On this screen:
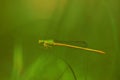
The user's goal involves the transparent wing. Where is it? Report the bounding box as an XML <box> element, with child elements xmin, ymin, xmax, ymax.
<box><xmin>55</xmin><ymin>40</ymin><xmax>88</xmax><ymax>47</ymax></box>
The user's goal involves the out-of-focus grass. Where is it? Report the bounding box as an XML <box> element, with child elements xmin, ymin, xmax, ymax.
<box><xmin>1</xmin><ymin>0</ymin><xmax>120</xmax><ymax>80</ymax></box>
<box><xmin>11</xmin><ymin>43</ymin><xmax>76</xmax><ymax>80</ymax></box>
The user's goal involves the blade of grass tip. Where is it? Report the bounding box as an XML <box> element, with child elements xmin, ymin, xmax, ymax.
<box><xmin>11</xmin><ymin>40</ymin><xmax>23</xmax><ymax>80</ymax></box>
<box><xmin>62</xmin><ymin>60</ymin><xmax>77</xmax><ymax>80</ymax></box>
<box><xmin>55</xmin><ymin>56</ymin><xmax>77</xmax><ymax>80</ymax></box>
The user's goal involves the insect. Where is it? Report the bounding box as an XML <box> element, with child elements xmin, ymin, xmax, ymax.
<box><xmin>38</xmin><ymin>40</ymin><xmax>105</xmax><ymax>54</ymax></box>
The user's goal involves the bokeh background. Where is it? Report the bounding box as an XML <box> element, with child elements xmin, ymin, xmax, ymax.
<box><xmin>0</xmin><ymin>0</ymin><xmax>120</xmax><ymax>80</ymax></box>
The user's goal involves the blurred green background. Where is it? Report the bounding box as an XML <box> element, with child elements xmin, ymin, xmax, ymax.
<box><xmin>0</xmin><ymin>0</ymin><xmax>120</xmax><ymax>80</ymax></box>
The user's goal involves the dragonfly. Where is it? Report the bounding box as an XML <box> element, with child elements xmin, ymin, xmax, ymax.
<box><xmin>38</xmin><ymin>39</ymin><xmax>105</xmax><ymax>54</ymax></box>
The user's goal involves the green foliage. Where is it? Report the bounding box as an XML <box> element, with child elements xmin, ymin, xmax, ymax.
<box><xmin>12</xmin><ymin>53</ymin><xmax>76</xmax><ymax>80</ymax></box>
